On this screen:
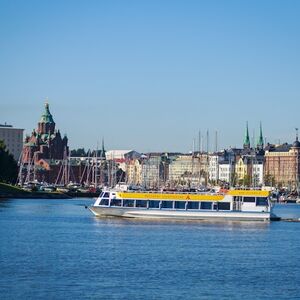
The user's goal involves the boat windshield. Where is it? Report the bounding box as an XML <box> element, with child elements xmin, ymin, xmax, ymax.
<box><xmin>100</xmin><ymin>198</ymin><xmax>109</xmax><ymax>206</ymax></box>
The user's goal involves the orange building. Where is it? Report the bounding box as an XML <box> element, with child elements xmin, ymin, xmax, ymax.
<box><xmin>264</xmin><ymin>133</ymin><xmax>300</xmax><ymax>188</ymax></box>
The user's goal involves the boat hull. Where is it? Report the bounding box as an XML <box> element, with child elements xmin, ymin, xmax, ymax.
<box><xmin>89</xmin><ymin>206</ymin><xmax>272</xmax><ymax>221</ymax></box>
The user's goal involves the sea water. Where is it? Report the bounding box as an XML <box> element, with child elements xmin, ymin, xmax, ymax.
<box><xmin>0</xmin><ymin>199</ymin><xmax>300</xmax><ymax>299</ymax></box>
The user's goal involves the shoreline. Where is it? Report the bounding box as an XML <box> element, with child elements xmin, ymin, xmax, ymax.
<box><xmin>0</xmin><ymin>192</ymin><xmax>99</xmax><ymax>199</ymax></box>
<box><xmin>0</xmin><ymin>183</ymin><xmax>99</xmax><ymax>199</ymax></box>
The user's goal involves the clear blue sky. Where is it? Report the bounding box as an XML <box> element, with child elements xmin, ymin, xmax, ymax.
<box><xmin>1</xmin><ymin>0</ymin><xmax>299</xmax><ymax>152</ymax></box>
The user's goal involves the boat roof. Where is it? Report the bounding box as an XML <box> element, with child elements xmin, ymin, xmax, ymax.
<box><xmin>113</xmin><ymin>189</ymin><xmax>270</xmax><ymax>201</ymax></box>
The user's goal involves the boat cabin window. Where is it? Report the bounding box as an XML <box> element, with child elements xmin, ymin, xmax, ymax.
<box><xmin>161</xmin><ymin>201</ymin><xmax>173</xmax><ymax>209</ymax></box>
<box><xmin>256</xmin><ymin>197</ymin><xmax>268</xmax><ymax>206</ymax></box>
<box><xmin>217</xmin><ymin>202</ymin><xmax>230</xmax><ymax>210</ymax></box>
<box><xmin>149</xmin><ymin>200</ymin><xmax>160</xmax><ymax>208</ymax></box>
<box><xmin>100</xmin><ymin>198</ymin><xmax>109</xmax><ymax>206</ymax></box>
<box><xmin>136</xmin><ymin>200</ymin><xmax>147</xmax><ymax>208</ymax></box>
<box><xmin>123</xmin><ymin>200</ymin><xmax>134</xmax><ymax>207</ymax></box>
<box><xmin>200</xmin><ymin>202</ymin><xmax>212</xmax><ymax>210</ymax></box>
<box><xmin>103</xmin><ymin>192</ymin><xmax>110</xmax><ymax>198</ymax></box>
<box><xmin>187</xmin><ymin>201</ymin><xmax>199</xmax><ymax>210</ymax></box>
<box><xmin>99</xmin><ymin>192</ymin><xmax>104</xmax><ymax>197</ymax></box>
<box><xmin>110</xmin><ymin>199</ymin><xmax>122</xmax><ymax>207</ymax></box>
<box><xmin>243</xmin><ymin>197</ymin><xmax>255</xmax><ymax>203</ymax></box>
<box><xmin>175</xmin><ymin>201</ymin><xmax>186</xmax><ymax>209</ymax></box>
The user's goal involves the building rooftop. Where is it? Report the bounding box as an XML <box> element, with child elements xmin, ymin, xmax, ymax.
<box><xmin>265</xmin><ymin>143</ymin><xmax>292</xmax><ymax>152</ymax></box>
<box><xmin>0</xmin><ymin>123</ymin><xmax>13</xmax><ymax>128</ymax></box>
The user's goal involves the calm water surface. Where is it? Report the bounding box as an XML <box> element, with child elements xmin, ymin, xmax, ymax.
<box><xmin>0</xmin><ymin>199</ymin><xmax>300</xmax><ymax>300</ymax></box>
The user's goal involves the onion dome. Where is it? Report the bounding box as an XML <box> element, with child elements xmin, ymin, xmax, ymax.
<box><xmin>293</xmin><ymin>139</ymin><xmax>300</xmax><ymax>148</ymax></box>
<box><xmin>40</xmin><ymin>102</ymin><xmax>54</xmax><ymax>123</ymax></box>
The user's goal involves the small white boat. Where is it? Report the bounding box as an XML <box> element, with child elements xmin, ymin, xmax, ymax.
<box><xmin>56</xmin><ymin>187</ymin><xmax>70</xmax><ymax>193</ymax></box>
<box><xmin>89</xmin><ymin>186</ymin><xmax>278</xmax><ymax>221</ymax></box>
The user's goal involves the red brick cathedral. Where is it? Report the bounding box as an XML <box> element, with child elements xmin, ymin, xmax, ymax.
<box><xmin>22</xmin><ymin>102</ymin><xmax>69</xmax><ymax>183</ymax></box>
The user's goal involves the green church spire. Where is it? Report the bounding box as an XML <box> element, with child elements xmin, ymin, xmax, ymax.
<box><xmin>257</xmin><ymin>122</ymin><xmax>264</xmax><ymax>149</ymax></box>
<box><xmin>243</xmin><ymin>121</ymin><xmax>250</xmax><ymax>149</ymax></box>
<box><xmin>40</xmin><ymin>102</ymin><xmax>54</xmax><ymax>124</ymax></box>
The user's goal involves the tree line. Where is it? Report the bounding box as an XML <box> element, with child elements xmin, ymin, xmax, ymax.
<box><xmin>0</xmin><ymin>140</ymin><xmax>18</xmax><ymax>184</ymax></box>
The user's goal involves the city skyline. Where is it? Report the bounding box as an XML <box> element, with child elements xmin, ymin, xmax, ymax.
<box><xmin>1</xmin><ymin>1</ymin><xmax>300</xmax><ymax>152</ymax></box>
<box><xmin>3</xmin><ymin>101</ymin><xmax>299</xmax><ymax>153</ymax></box>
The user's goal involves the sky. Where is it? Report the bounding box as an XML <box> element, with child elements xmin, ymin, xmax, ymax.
<box><xmin>1</xmin><ymin>0</ymin><xmax>300</xmax><ymax>153</ymax></box>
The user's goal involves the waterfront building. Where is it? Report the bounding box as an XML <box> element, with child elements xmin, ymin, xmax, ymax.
<box><xmin>168</xmin><ymin>154</ymin><xmax>202</xmax><ymax>187</ymax></box>
<box><xmin>218</xmin><ymin>160</ymin><xmax>234</xmax><ymax>184</ymax></box>
<box><xmin>252</xmin><ymin>161</ymin><xmax>264</xmax><ymax>186</ymax></box>
<box><xmin>126</xmin><ymin>158</ymin><xmax>143</xmax><ymax>186</ymax></box>
<box><xmin>264</xmin><ymin>131</ymin><xmax>300</xmax><ymax>188</ymax></box>
<box><xmin>69</xmin><ymin>142</ymin><xmax>107</xmax><ymax>186</ymax></box>
<box><xmin>208</xmin><ymin>154</ymin><xmax>218</xmax><ymax>182</ymax></box>
<box><xmin>208</xmin><ymin>152</ymin><xmax>227</xmax><ymax>183</ymax></box>
<box><xmin>235</xmin><ymin>156</ymin><xmax>248</xmax><ymax>183</ymax></box>
<box><xmin>106</xmin><ymin>150</ymin><xmax>140</xmax><ymax>161</ymax></box>
<box><xmin>0</xmin><ymin>123</ymin><xmax>24</xmax><ymax>160</ymax></box>
<box><xmin>232</xmin><ymin>123</ymin><xmax>265</xmax><ymax>187</ymax></box>
<box><xmin>235</xmin><ymin>151</ymin><xmax>264</xmax><ymax>186</ymax></box>
<box><xmin>106</xmin><ymin>150</ymin><xmax>140</xmax><ymax>171</ymax></box>
<box><xmin>20</xmin><ymin>102</ymin><xmax>69</xmax><ymax>184</ymax></box>
<box><xmin>196</xmin><ymin>152</ymin><xmax>210</xmax><ymax>184</ymax></box>
<box><xmin>252</xmin><ymin>123</ymin><xmax>265</xmax><ymax>186</ymax></box>
<box><xmin>22</xmin><ymin>102</ymin><xmax>68</xmax><ymax>163</ymax></box>
<box><xmin>141</xmin><ymin>153</ymin><xmax>163</xmax><ymax>189</ymax></box>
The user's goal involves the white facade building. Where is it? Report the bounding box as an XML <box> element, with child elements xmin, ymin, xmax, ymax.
<box><xmin>218</xmin><ymin>162</ymin><xmax>234</xmax><ymax>183</ymax></box>
<box><xmin>105</xmin><ymin>150</ymin><xmax>140</xmax><ymax>160</ymax></box>
<box><xmin>208</xmin><ymin>153</ymin><xmax>226</xmax><ymax>182</ymax></box>
<box><xmin>0</xmin><ymin>124</ymin><xmax>24</xmax><ymax>160</ymax></box>
<box><xmin>106</xmin><ymin>150</ymin><xmax>140</xmax><ymax>171</ymax></box>
<box><xmin>126</xmin><ymin>158</ymin><xmax>143</xmax><ymax>186</ymax></box>
<box><xmin>252</xmin><ymin>162</ymin><xmax>264</xmax><ymax>186</ymax></box>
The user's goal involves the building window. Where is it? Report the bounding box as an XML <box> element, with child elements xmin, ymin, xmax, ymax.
<box><xmin>243</xmin><ymin>197</ymin><xmax>255</xmax><ymax>203</ymax></box>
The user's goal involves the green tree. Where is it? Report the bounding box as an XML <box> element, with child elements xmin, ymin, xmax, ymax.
<box><xmin>264</xmin><ymin>174</ymin><xmax>275</xmax><ymax>186</ymax></box>
<box><xmin>243</xmin><ymin>174</ymin><xmax>251</xmax><ymax>187</ymax></box>
<box><xmin>0</xmin><ymin>140</ymin><xmax>18</xmax><ymax>183</ymax></box>
<box><xmin>230</xmin><ymin>172</ymin><xmax>237</xmax><ymax>187</ymax></box>
<box><xmin>70</xmin><ymin>148</ymin><xmax>87</xmax><ymax>157</ymax></box>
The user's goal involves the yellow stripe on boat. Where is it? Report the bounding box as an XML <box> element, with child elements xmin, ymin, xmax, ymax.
<box><xmin>227</xmin><ymin>190</ymin><xmax>270</xmax><ymax>197</ymax></box>
<box><xmin>116</xmin><ymin>192</ymin><xmax>225</xmax><ymax>201</ymax></box>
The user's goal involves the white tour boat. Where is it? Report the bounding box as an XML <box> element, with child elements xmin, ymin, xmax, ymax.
<box><xmin>89</xmin><ymin>186</ymin><xmax>279</xmax><ymax>221</ymax></box>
